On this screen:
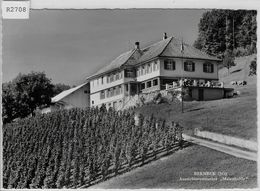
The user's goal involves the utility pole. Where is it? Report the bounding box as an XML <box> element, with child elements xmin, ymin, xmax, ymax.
<box><xmin>181</xmin><ymin>37</ymin><xmax>184</xmax><ymax>113</ymax></box>
<box><xmin>233</xmin><ymin>16</ymin><xmax>235</xmax><ymax>50</ymax></box>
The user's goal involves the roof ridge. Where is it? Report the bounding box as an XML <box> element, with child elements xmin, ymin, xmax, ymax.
<box><xmin>140</xmin><ymin>36</ymin><xmax>172</xmax><ymax>51</ymax></box>
<box><xmin>158</xmin><ymin>36</ymin><xmax>173</xmax><ymax>57</ymax></box>
<box><xmin>121</xmin><ymin>48</ymin><xmax>138</xmax><ymax>67</ymax></box>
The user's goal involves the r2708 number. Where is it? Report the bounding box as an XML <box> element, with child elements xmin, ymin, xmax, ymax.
<box><xmin>6</xmin><ymin>7</ymin><xmax>27</xmax><ymax>12</ymax></box>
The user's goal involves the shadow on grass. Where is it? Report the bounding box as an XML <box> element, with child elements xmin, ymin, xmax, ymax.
<box><xmin>231</xmin><ymin>69</ymin><xmax>242</xmax><ymax>74</ymax></box>
<box><xmin>186</xmin><ymin>107</ymin><xmax>204</xmax><ymax>112</ymax></box>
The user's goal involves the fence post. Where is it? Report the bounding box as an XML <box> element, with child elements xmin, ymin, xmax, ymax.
<box><xmin>176</xmin><ymin>122</ymin><xmax>183</xmax><ymax>148</ymax></box>
<box><xmin>166</xmin><ymin>84</ymin><xmax>168</xmax><ymax>90</ymax></box>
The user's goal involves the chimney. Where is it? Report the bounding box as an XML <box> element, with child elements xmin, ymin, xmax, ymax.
<box><xmin>163</xmin><ymin>32</ymin><xmax>167</xmax><ymax>40</ymax></box>
<box><xmin>135</xmin><ymin>41</ymin><xmax>140</xmax><ymax>49</ymax></box>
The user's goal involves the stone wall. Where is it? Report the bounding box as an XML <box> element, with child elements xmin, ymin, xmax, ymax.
<box><xmin>195</xmin><ymin>129</ymin><xmax>257</xmax><ymax>151</ymax></box>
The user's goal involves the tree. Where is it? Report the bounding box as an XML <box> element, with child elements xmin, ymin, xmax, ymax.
<box><xmin>2</xmin><ymin>71</ymin><xmax>54</xmax><ymax>122</ymax></box>
<box><xmin>194</xmin><ymin>9</ymin><xmax>257</xmax><ymax>57</ymax></box>
<box><xmin>223</xmin><ymin>50</ymin><xmax>235</xmax><ymax>75</ymax></box>
<box><xmin>2</xmin><ymin>82</ymin><xmax>19</xmax><ymax>123</ymax></box>
<box><xmin>52</xmin><ymin>83</ymin><xmax>71</xmax><ymax>96</ymax></box>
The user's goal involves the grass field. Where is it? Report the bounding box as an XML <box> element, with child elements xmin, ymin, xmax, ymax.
<box><xmin>136</xmin><ymin>55</ymin><xmax>257</xmax><ymax>141</ymax></box>
<box><xmin>91</xmin><ymin>145</ymin><xmax>257</xmax><ymax>189</ymax></box>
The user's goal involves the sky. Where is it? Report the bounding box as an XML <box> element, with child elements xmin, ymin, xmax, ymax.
<box><xmin>3</xmin><ymin>9</ymin><xmax>208</xmax><ymax>86</ymax></box>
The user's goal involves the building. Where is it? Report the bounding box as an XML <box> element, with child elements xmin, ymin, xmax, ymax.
<box><xmin>51</xmin><ymin>82</ymin><xmax>90</xmax><ymax>110</ymax></box>
<box><xmin>87</xmin><ymin>33</ymin><xmax>222</xmax><ymax>109</ymax></box>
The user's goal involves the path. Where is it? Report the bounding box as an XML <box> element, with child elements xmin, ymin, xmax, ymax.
<box><xmin>183</xmin><ymin>134</ymin><xmax>257</xmax><ymax>161</ymax></box>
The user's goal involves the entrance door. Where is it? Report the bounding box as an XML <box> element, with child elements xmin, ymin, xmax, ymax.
<box><xmin>130</xmin><ymin>83</ymin><xmax>137</xmax><ymax>95</ymax></box>
<box><xmin>198</xmin><ymin>89</ymin><xmax>204</xmax><ymax>101</ymax></box>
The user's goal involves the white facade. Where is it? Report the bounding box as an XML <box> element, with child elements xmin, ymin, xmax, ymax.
<box><xmin>90</xmin><ymin>57</ymin><xmax>219</xmax><ymax>108</ymax></box>
<box><xmin>159</xmin><ymin>58</ymin><xmax>218</xmax><ymax>80</ymax></box>
<box><xmin>61</xmin><ymin>86</ymin><xmax>90</xmax><ymax>108</ymax></box>
<box><xmin>87</xmin><ymin>35</ymin><xmax>221</xmax><ymax>109</ymax></box>
<box><xmin>52</xmin><ymin>83</ymin><xmax>90</xmax><ymax>110</ymax></box>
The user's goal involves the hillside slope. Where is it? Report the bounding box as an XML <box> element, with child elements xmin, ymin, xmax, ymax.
<box><xmin>136</xmin><ymin>55</ymin><xmax>257</xmax><ymax>141</ymax></box>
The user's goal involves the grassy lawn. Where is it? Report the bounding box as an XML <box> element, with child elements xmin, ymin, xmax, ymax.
<box><xmin>90</xmin><ymin>145</ymin><xmax>257</xmax><ymax>189</ymax></box>
<box><xmin>135</xmin><ymin>55</ymin><xmax>257</xmax><ymax>141</ymax></box>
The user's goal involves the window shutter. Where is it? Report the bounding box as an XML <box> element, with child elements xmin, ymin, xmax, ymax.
<box><xmin>172</xmin><ymin>62</ymin><xmax>175</xmax><ymax>70</ymax></box>
<box><xmin>211</xmin><ymin>64</ymin><xmax>214</xmax><ymax>73</ymax></box>
<box><xmin>184</xmin><ymin>62</ymin><xmax>187</xmax><ymax>71</ymax></box>
<box><xmin>164</xmin><ymin>61</ymin><xmax>167</xmax><ymax>69</ymax></box>
<box><xmin>192</xmin><ymin>62</ymin><xmax>195</xmax><ymax>71</ymax></box>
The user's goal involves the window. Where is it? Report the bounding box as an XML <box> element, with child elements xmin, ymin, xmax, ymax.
<box><xmin>100</xmin><ymin>91</ymin><xmax>105</xmax><ymax>99</ymax></box>
<box><xmin>97</xmin><ymin>78</ymin><xmax>99</xmax><ymax>85</ymax></box>
<box><xmin>153</xmin><ymin>79</ymin><xmax>158</xmax><ymax>86</ymax></box>
<box><xmin>147</xmin><ymin>81</ymin><xmax>152</xmax><ymax>88</ymax></box>
<box><xmin>125</xmin><ymin>69</ymin><xmax>134</xmax><ymax>78</ymax></box>
<box><xmin>137</xmin><ymin>68</ymin><xmax>140</xmax><ymax>77</ymax></box>
<box><xmin>92</xmin><ymin>100</ymin><xmax>94</xmax><ymax>104</ymax></box>
<box><xmin>125</xmin><ymin>84</ymin><xmax>129</xmax><ymax>92</ymax></box>
<box><xmin>141</xmin><ymin>83</ymin><xmax>145</xmax><ymax>90</ymax></box>
<box><xmin>107</xmin><ymin>75</ymin><xmax>110</xmax><ymax>83</ymax></box>
<box><xmin>153</xmin><ymin>62</ymin><xmax>158</xmax><ymax>71</ymax></box>
<box><xmin>115</xmin><ymin>86</ymin><xmax>119</xmax><ymax>95</ymax></box>
<box><xmin>203</xmin><ymin>62</ymin><xmax>214</xmax><ymax>73</ymax></box>
<box><xmin>107</xmin><ymin>89</ymin><xmax>110</xmax><ymax>97</ymax></box>
<box><xmin>110</xmin><ymin>75</ymin><xmax>114</xmax><ymax>82</ymax></box>
<box><xmin>143</xmin><ymin>66</ymin><xmax>146</xmax><ymax>75</ymax></box>
<box><xmin>111</xmin><ymin>88</ymin><xmax>115</xmax><ymax>97</ymax></box>
<box><xmin>145</xmin><ymin>64</ymin><xmax>149</xmax><ymax>74</ymax></box>
<box><xmin>148</xmin><ymin>64</ymin><xmax>152</xmax><ymax>73</ymax></box>
<box><xmin>184</xmin><ymin>61</ymin><xmax>195</xmax><ymax>72</ymax></box>
<box><xmin>119</xmin><ymin>85</ymin><xmax>122</xmax><ymax>94</ymax></box>
<box><xmin>101</xmin><ymin>77</ymin><xmax>104</xmax><ymax>84</ymax></box>
<box><xmin>113</xmin><ymin>102</ymin><xmax>117</xmax><ymax>108</ymax></box>
<box><xmin>164</xmin><ymin>60</ymin><xmax>175</xmax><ymax>70</ymax></box>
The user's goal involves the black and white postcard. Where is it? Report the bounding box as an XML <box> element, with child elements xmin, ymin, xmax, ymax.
<box><xmin>1</xmin><ymin>0</ymin><xmax>259</xmax><ymax>190</ymax></box>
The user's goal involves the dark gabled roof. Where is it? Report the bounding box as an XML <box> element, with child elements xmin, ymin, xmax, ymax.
<box><xmin>86</xmin><ymin>36</ymin><xmax>221</xmax><ymax>80</ymax></box>
<box><xmin>138</xmin><ymin>37</ymin><xmax>172</xmax><ymax>63</ymax></box>
<box><xmin>87</xmin><ymin>49</ymin><xmax>136</xmax><ymax>80</ymax></box>
<box><xmin>160</xmin><ymin>37</ymin><xmax>221</xmax><ymax>61</ymax></box>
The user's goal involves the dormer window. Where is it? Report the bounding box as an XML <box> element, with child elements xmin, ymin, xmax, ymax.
<box><xmin>125</xmin><ymin>69</ymin><xmax>134</xmax><ymax>78</ymax></box>
<box><xmin>184</xmin><ymin>61</ymin><xmax>195</xmax><ymax>72</ymax></box>
<box><xmin>203</xmin><ymin>62</ymin><xmax>214</xmax><ymax>73</ymax></box>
